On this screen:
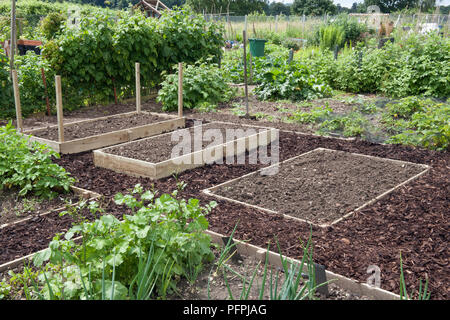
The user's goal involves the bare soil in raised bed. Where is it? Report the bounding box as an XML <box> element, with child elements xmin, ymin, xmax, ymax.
<box><xmin>29</xmin><ymin>113</ymin><xmax>169</xmax><ymax>141</ymax></box>
<box><xmin>211</xmin><ymin>148</ymin><xmax>426</xmax><ymax>226</ymax></box>
<box><xmin>105</xmin><ymin>122</ymin><xmax>271</xmax><ymax>163</ymax></box>
<box><xmin>0</xmin><ymin>189</ymin><xmax>82</xmax><ymax>226</ymax></box>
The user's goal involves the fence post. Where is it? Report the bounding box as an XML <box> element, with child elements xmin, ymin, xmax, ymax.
<box><xmin>12</xmin><ymin>69</ymin><xmax>23</xmax><ymax>133</ymax></box>
<box><xmin>135</xmin><ymin>62</ymin><xmax>141</xmax><ymax>114</ymax></box>
<box><xmin>243</xmin><ymin>30</ymin><xmax>249</xmax><ymax>117</ymax></box>
<box><xmin>178</xmin><ymin>62</ymin><xmax>183</xmax><ymax>118</ymax></box>
<box><xmin>55</xmin><ymin>75</ymin><xmax>64</xmax><ymax>143</ymax></box>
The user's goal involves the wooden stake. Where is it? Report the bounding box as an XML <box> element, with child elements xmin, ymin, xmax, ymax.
<box><xmin>243</xmin><ymin>31</ymin><xmax>249</xmax><ymax>116</ymax></box>
<box><xmin>11</xmin><ymin>69</ymin><xmax>23</xmax><ymax>132</ymax></box>
<box><xmin>178</xmin><ymin>62</ymin><xmax>183</xmax><ymax>118</ymax></box>
<box><xmin>55</xmin><ymin>75</ymin><xmax>64</xmax><ymax>142</ymax></box>
<box><xmin>135</xmin><ymin>62</ymin><xmax>141</xmax><ymax>113</ymax></box>
<box><xmin>40</xmin><ymin>68</ymin><xmax>50</xmax><ymax>116</ymax></box>
<box><xmin>9</xmin><ymin>0</ymin><xmax>16</xmax><ymax>75</ymax></box>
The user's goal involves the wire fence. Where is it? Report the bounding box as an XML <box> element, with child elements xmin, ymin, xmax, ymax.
<box><xmin>1</xmin><ymin>12</ymin><xmax>449</xmax><ymax>42</ymax></box>
<box><xmin>204</xmin><ymin>13</ymin><xmax>450</xmax><ymax>40</ymax></box>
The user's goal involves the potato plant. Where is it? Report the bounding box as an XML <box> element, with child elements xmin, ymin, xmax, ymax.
<box><xmin>0</xmin><ymin>122</ymin><xmax>75</xmax><ymax>199</ymax></box>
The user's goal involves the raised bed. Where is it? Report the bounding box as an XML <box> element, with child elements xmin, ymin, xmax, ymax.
<box><xmin>22</xmin><ymin>111</ymin><xmax>185</xmax><ymax>154</ymax></box>
<box><xmin>204</xmin><ymin>148</ymin><xmax>430</xmax><ymax>227</ymax></box>
<box><xmin>204</xmin><ymin>229</ymin><xmax>400</xmax><ymax>300</ymax></box>
<box><xmin>93</xmin><ymin>122</ymin><xmax>278</xmax><ymax>180</ymax></box>
<box><xmin>0</xmin><ymin>186</ymin><xmax>101</xmax><ymax>272</ymax></box>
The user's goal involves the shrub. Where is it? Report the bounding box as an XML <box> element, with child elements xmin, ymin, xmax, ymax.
<box><xmin>14</xmin><ymin>52</ymin><xmax>55</xmax><ymax>117</ymax></box>
<box><xmin>157</xmin><ymin>60</ymin><xmax>235</xmax><ymax>112</ymax></box>
<box><xmin>254</xmin><ymin>60</ymin><xmax>332</xmax><ymax>102</ymax></box>
<box><xmin>39</xmin><ymin>11</ymin><xmax>66</xmax><ymax>40</ymax></box>
<box><xmin>0</xmin><ymin>122</ymin><xmax>75</xmax><ymax>199</ymax></box>
<box><xmin>0</xmin><ymin>48</ymin><xmax>13</xmax><ymax>118</ymax></box>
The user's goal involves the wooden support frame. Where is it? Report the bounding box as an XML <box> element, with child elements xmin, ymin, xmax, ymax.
<box><xmin>93</xmin><ymin>122</ymin><xmax>278</xmax><ymax>180</ymax></box>
<box><xmin>22</xmin><ymin>111</ymin><xmax>186</xmax><ymax>154</ymax></box>
<box><xmin>203</xmin><ymin>148</ymin><xmax>430</xmax><ymax>228</ymax></box>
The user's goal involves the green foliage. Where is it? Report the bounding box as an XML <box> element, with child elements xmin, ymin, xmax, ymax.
<box><xmin>13</xmin><ymin>52</ymin><xmax>54</xmax><ymax>117</ymax></box>
<box><xmin>319</xmin><ymin>112</ymin><xmax>369</xmax><ymax>137</ymax></box>
<box><xmin>39</xmin><ymin>11</ymin><xmax>66</xmax><ymax>40</ymax></box>
<box><xmin>383</xmin><ymin>97</ymin><xmax>450</xmax><ymax>151</ymax></box>
<box><xmin>291</xmin><ymin>105</ymin><xmax>333</xmax><ymax>124</ymax></box>
<box><xmin>40</xmin><ymin>7</ymin><xmax>224</xmax><ymax>110</ymax></box>
<box><xmin>254</xmin><ymin>60</ymin><xmax>332</xmax><ymax>102</ymax></box>
<box><xmin>291</xmin><ymin>0</ymin><xmax>337</xmax><ymax>16</ymax></box>
<box><xmin>0</xmin><ymin>47</ymin><xmax>13</xmax><ymax>117</ymax></box>
<box><xmin>305</xmin><ymin>34</ymin><xmax>450</xmax><ymax>98</ymax></box>
<box><xmin>26</xmin><ymin>185</ymin><xmax>216</xmax><ymax>300</ymax></box>
<box><xmin>222</xmin><ymin>43</ymin><xmax>290</xmax><ymax>85</ymax></box>
<box><xmin>0</xmin><ymin>122</ymin><xmax>75</xmax><ymax>199</ymax></box>
<box><xmin>318</xmin><ymin>24</ymin><xmax>345</xmax><ymax>51</ymax></box>
<box><xmin>157</xmin><ymin>60</ymin><xmax>235</xmax><ymax>112</ymax></box>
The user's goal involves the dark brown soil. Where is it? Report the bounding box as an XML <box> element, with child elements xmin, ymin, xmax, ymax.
<box><xmin>212</xmin><ymin>148</ymin><xmax>426</xmax><ymax>226</ymax></box>
<box><xmin>29</xmin><ymin>113</ymin><xmax>168</xmax><ymax>141</ymax></box>
<box><xmin>105</xmin><ymin>122</ymin><xmax>271</xmax><ymax>163</ymax></box>
<box><xmin>0</xmin><ymin>189</ymin><xmax>82</xmax><ymax>226</ymax></box>
<box><xmin>1</xmin><ymin>109</ymin><xmax>448</xmax><ymax>299</ymax></box>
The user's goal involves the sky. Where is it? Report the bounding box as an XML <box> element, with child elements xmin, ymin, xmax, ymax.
<box><xmin>273</xmin><ymin>1</ymin><xmax>450</xmax><ymax>8</ymax></box>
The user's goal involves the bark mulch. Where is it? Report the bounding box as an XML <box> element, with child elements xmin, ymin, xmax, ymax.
<box><xmin>1</xmin><ymin>120</ymin><xmax>448</xmax><ymax>299</ymax></box>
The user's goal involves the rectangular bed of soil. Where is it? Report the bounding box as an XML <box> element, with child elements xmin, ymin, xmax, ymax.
<box><xmin>0</xmin><ymin>186</ymin><xmax>100</xmax><ymax>228</ymax></box>
<box><xmin>22</xmin><ymin>111</ymin><xmax>185</xmax><ymax>154</ymax></box>
<box><xmin>0</xmin><ymin>186</ymin><xmax>100</xmax><ymax>271</ymax></box>
<box><xmin>93</xmin><ymin>121</ymin><xmax>278</xmax><ymax>180</ymax></box>
<box><xmin>205</xmin><ymin>148</ymin><xmax>429</xmax><ymax>227</ymax></box>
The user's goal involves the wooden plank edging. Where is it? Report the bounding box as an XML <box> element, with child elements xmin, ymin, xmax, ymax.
<box><xmin>203</xmin><ymin>148</ymin><xmax>430</xmax><ymax>228</ymax></box>
<box><xmin>21</xmin><ymin>112</ymin><xmax>186</xmax><ymax>154</ymax></box>
<box><xmin>204</xmin><ymin>229</ymin><xmax>401</xmax><ymax>300</ymax></box>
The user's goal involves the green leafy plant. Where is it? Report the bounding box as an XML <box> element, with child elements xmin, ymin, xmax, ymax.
<box><xmin>319</xmin><ymin>112</ymin><xmax>370</xmax><ymax>137</ymax></box>
<box><xmin>0</xmin><ymin>47</ymin><xmax>13</xmax><ymax>118</ymax></box>
<box><xmin>291</xmin><ymin>105</ymin><xmax>333</xmax><ymax>124</ymax></box>
<box><xmin>157</xmin><ymin>60</ymin><xmax>235</xmax><ymax>112</ymax></box>
<box><xmin>0</xmin><ymin>122</ymin><xmax>75</xmax><ymax>199</ymax></box>
<box><xmin>254</xmin><ymin>60</ymin><xmax>332</xmax><ymax>102</ymax></box>
<box><xmin>21</xmin><ymin>185</ymin><xmax>217</xmax><ymax>300</ymax></box>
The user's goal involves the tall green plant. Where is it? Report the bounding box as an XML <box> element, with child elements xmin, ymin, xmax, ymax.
<box><xmin>26</xmin><ymin>185</ymin><xmax>216</xmax><ymax>300</ymax></box>
<box><xmin>0</xmin><ymin>122</ymin><xmax>74</xmax><ymax>199</ymax></box>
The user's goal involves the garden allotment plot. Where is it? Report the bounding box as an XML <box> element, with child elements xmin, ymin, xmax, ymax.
<box><xmin>93</xmin><ymin>122</ymin><xmax>278</xmax><ymax>180</ymax></box>
<box><xmin>22</xmin><ymin>111</ymin><xmax>185</xmax><ymax>154</ymax></box>
<box><xmin>205</xmin><ymin>148</ymin><xmax>429</xmax><ymax>227</ymax></box>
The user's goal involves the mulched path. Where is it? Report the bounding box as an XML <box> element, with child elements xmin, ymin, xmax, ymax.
<box><xmin>28</xmin><ymin>113</ymin><xmax>168</xmax><ymax>141</ymax></box>
<box><xmin>1</xmin><ymin>114</ymin><xmax>448</xmax><ymax>299</ymax></box>
<box><xmin>211</xmin><ymin>148</ymin><xmax>426</xmax><ymax>226</ymax></box>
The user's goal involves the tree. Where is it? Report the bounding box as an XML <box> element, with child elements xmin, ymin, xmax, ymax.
<box><xmin>268</xmin><ymin>2</ymin><xmax>291</xmax><ymax>16</ymax></box>
<box><xmin>291</xmin><ymin>0</ymin><xmax>337</xmax><ymax>16</ymax></box>
<box><xmin>361</xmin><ymin>0</ymin><xmax>436</xmax><ymax>13</ymax></box>
<box><xmin>186</xmin><ymin>0</ymin><xmax>269</xmax><ymax>15</ymax></box>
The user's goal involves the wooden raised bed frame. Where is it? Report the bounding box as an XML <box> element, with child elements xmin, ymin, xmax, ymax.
<box><xmin>22</xmin><ymin>111</ymin><xmax>186</xmax><ymax>154</ymax></box>
<box><xmin>0</xmin><ymin>186</ymin><xmax>101</xmax><ymax>272</ymax></box>
<box><xmin>93</xmin><ymin>122</ymin><xmax>279</xmax><ymax>180</ymax></box>
<box><xmin>204</xmin><ymin>147</ymin><xmax>430</xmax><ymax>228</ymax></box>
